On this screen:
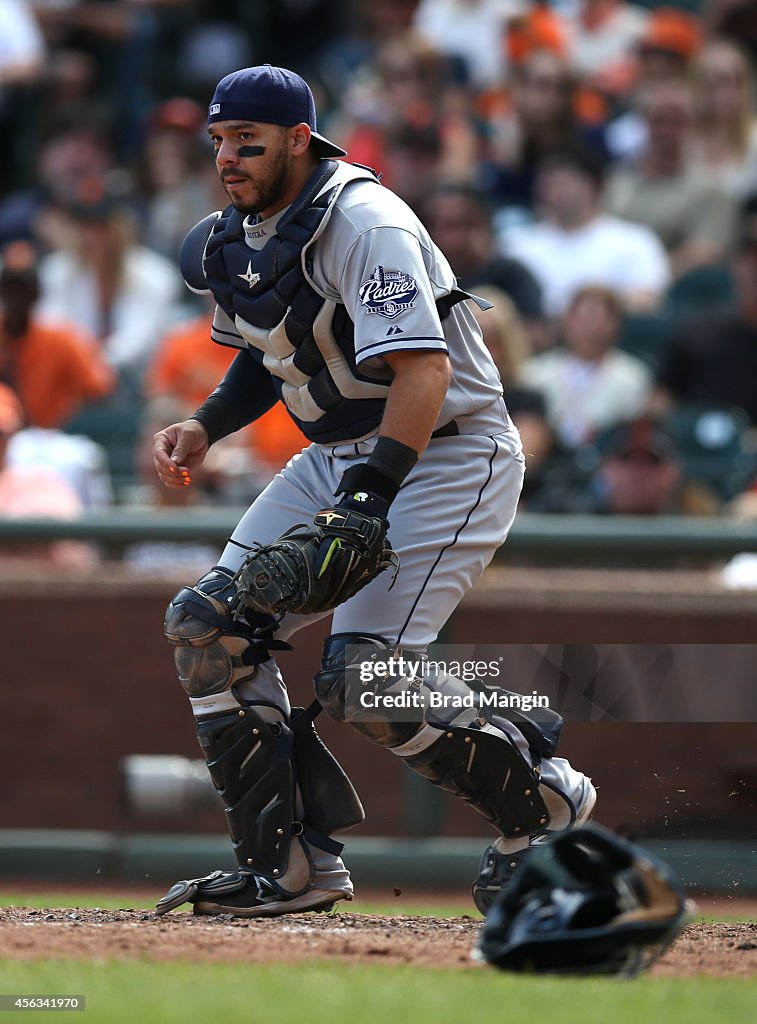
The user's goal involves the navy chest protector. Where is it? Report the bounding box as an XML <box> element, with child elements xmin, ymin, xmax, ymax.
<box><xmin>181</xmin><ymin>160</ymin><xmax>468</xmax><ymax>444</ymax></box>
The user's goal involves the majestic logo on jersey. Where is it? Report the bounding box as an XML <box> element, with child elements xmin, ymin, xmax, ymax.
<box><xmin>238</xmin><ymin>261</ymin><xmax>261</xmax><ymax>289</ymax></box>
<box><xmin>359</xmin><ymin>265</ymin><xmax>418</xmax><ymax>319</ymax></box>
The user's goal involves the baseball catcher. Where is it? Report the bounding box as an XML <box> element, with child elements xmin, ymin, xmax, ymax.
<box><xmin>153</xmin><ymin>64</ymin><xmax>596</xmax><ymax>919</ymax></box>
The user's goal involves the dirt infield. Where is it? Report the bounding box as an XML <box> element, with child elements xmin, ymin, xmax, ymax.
<box><xmin>1</xmin><ymin>907</ymin><xmax>756</xmax><ymax>977</ymax></box>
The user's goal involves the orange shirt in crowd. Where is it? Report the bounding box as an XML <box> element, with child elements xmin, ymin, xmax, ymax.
<box><xmin>148</xmin><ymin>314</ymin><xmax>307</xmax><ymax>469</ymax></box>
<box><xmin>0</xmin><ymin>317</ymin><xmax>114</xmax><ymax>428</ymax></box>
<box><xmin>148</xmin><ymin>314</ymin><xmax>237</xmax><ymax>411</ymax></box>
<box><xmin>248</xmin><ymin>402</ymin><xmax>307</xmax><ymax>470</ymax></box>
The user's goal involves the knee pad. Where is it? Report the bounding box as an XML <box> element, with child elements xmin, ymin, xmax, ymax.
<box><xmin>314</xmin><ymin>633</ymin><xmax>420</xmax><ymax>748</ymax></box>
<box><xmin>164</xmin><ymin>567</ymin><xmax>283</xmax><ymax>699</ymax></box>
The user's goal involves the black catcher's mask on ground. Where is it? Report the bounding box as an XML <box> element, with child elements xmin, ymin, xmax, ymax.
<box><xmin>476</xmin><ymin>824</ymin><xmax>691</xmax><ymax>977</ymax></box>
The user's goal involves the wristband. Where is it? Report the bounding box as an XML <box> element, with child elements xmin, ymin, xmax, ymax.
<box><xmin>335</xmin><ymin>437</ymin><xmax>419</xmax><ymax>506</ymax></box>
<box><xmin>367</xmin><ymin>436</ymin><xmax>419</xmax><ymax>488</ymax></box>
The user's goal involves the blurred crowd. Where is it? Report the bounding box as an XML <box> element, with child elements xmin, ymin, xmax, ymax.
<box><xmin>3</xmin><ymin>0</ymin><xmax>757</xmax><ymax>567</ymax></box>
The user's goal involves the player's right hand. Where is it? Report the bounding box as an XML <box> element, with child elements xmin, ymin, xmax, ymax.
<box><xmin>152</xmin><ymin>419</ymin><xmax>210</xmax><ymax>488</ymax></box>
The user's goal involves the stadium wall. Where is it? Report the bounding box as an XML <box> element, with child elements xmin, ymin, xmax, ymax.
<box><xmin>4</xmin><ymin>567</ymin><xmax>756</xmax><ymax>841</ymax></box>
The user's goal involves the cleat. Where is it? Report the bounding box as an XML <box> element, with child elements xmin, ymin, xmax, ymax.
<box><xmin>156</xmin><ymin>868</ymin><xmax>352</xmax><ymax>919</ymax></box>
<box><xmin>192</xmin><ymin>885</ymin><xmax>351</xmax><ymax>917</ymax></box>
<box><xmin>155</xmin><ymin>870</ymin><xmax>226</xmax><ymax>916</ymax></box>
<box><xmin>472</xmin><ymin>778</ymin><xmax>597</xmax><ymax>915</ymax></box>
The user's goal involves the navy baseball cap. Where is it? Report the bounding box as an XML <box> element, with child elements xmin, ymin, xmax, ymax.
<box><xmin>208</xmin><ymin>65</ymin><xmax>347</xmax><ymax>158</ymax></box>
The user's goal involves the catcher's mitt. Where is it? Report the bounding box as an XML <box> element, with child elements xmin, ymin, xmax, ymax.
<box><xmin>232</xmin><ymin>506</ymin><xmax>399</xmax><ymax>616</ymax></box>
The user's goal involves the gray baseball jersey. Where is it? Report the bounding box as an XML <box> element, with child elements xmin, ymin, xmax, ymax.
<box><xmin>209</xmin><ymin>160</ymin><xmax>510</xmax><ymax>440</ymax></box>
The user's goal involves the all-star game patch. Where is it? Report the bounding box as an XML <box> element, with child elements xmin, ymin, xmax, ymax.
<box><xmin>359</xmin><ymin>265</ymin><xmax>418</xmax><ymax>319</ymax></box>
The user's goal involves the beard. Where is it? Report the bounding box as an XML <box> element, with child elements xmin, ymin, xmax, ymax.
<box><xmin>223</xmin><ymin>145</ymin><xmax>291</xmax><ymax>216</ymax></box>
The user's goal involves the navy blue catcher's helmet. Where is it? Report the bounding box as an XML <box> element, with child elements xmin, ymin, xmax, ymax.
<box><xmin>476</xmin><ymin>824</ymin><xmax>691</xmax><ymax>977</ymax></box>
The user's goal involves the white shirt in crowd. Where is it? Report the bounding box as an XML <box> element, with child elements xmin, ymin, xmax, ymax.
<box><xmin>7</xmin><ymin>427</ymin><xmax>113</xmax><ymax>509</ymax></box>
<box><xmin>38</xmin><ymin>246</ymin><xmax>183</xmax><ymax>376</ymax></box>
<box><xmin>503</xmin><ymin>214</ymin><xmax>671</xmax><ymax>316</ymax></box>
<box><xmin>518</xmin><ymin>348</ymin><xmax>652</xmax><ymax>448</ymax></box>
<box><xmin>0</xmin><ymin>0</ymin><xmax>44</xmax><ymax>78</ymax></box>
<box><xmin>413</xmin><ymin>0</ymin><xmax>525</xmax><ymax>89</ymax></box>
<box><xmin>563</xmin><ymin>2</ymin><xmax>649</xmax><ymax>80</ymax></box>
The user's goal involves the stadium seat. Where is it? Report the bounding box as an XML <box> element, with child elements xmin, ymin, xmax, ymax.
<box><xmin>665</xmin><ymin>264</ymin><xmax>735</xmax><ymax>316</ymax></box>
<box><xmin>660</xmin><ymin>403</ymin><xmax>757</xmax><ymax>502</ymax></box>
<box><xmin>63</xmin><ymin>399</ymin><xmax>143</xmax><ymax>500</ymax></box>
<box><xmin>633</xmin><ymin>0</ymin><xmax>702</xmax><ymax>11</ymax></box>
<box><xmin>617</xmin><ymin>312</ymin><xmax>675</xmax><ymax>372</ymax></box>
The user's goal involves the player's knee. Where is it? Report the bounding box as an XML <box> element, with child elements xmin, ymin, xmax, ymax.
<box><xmin>314</xmin><ymin>633</ymin><xmax>420</xmax><ymax>748</ymax></box>
<box><xmin>164</xmin><ymin>567</ymin><xmax>280</xmax><ymax>699</ymax></box>
<box><xmin>314</xmin><ymin>633</ymin><xmax>390</xmax><ymax>722</ymax></box>
<box><xmin>172</xmin><ymin>636</ymin><xmax>252</xmax><ymax>698</ymax></box>
<box><xmin>164</xmin><ymin>566</ymin><xmax>238</xmax><ymax>645</ymax></box>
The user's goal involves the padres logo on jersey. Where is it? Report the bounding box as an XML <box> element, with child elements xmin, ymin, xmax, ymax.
<box><xmin>359</xmin><ymin>265</ymin><xmax>418</xmax><ymax>319</ymax></box>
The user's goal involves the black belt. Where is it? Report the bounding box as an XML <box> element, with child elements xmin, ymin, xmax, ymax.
<box><xmin>430</xmin><ymin>420</ymin><xmax>460</xmax><ymax>439</ymax></box>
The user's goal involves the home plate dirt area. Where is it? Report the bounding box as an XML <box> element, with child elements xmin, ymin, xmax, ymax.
<box><xmin>1</xmin><ymin>907</ymin><xmax>756</xmax><ymax>977</ymax></box>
